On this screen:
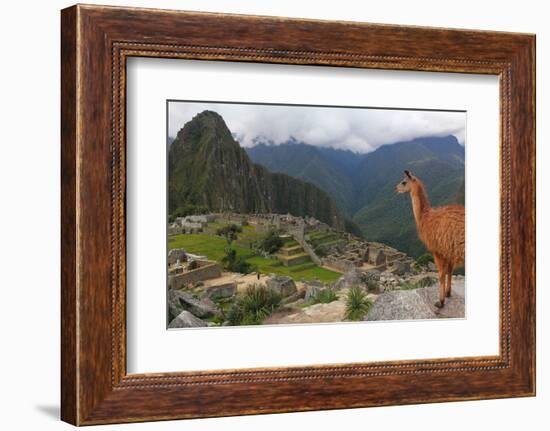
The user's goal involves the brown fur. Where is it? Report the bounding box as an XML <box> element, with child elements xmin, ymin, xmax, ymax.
<box><xmin>396</xmin><ymin>171</ymin><xmax>465</xmax><ymax>307</ymax></box>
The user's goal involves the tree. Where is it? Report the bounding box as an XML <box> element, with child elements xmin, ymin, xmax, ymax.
<box><xmin>216</xmin><ymin>224</ymin><xmax>242</xmax><ymax>246</ymax></box>
<box><xmin>259</xmin><ymin>231</ymin><xmax>283</xmax><ymax>254</ymax></box>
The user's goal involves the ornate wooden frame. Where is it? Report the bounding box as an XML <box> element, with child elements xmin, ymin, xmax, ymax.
<box><xmin>61</xmin><ymin>4</ymin><xmax>536</xmax><ymax>425</ymax></box>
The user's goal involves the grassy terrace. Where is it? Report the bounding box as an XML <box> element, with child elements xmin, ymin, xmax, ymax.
<box><xmin>168</xmin><ymin>233</ymin><xmax>341</xmax><ymax>283</ymax></box>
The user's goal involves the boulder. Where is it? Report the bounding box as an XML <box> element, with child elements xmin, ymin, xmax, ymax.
<box><xmin>168</xmin><ymin>310</ymin><xmax>207</xmax><ymax>328</ymax></box>
<box><xmin>364</xmin><ymin>282</ymin><xmax>465</xmax><ymax>321</ymax></box>
<box><xmin>201</xmin><ymin>282</ymin><xmax>237</xmax><ymax>301</ymax></box>
<box><xmin>168</xmin><ymin>291</ymin><xmax>184</xmax><ymax>321</ymax></box>
<box><xmin>168</xmin><ymin>248</ymin><xmax>187</xmax><ymax>266</ymax></box>
<box><xmin>415</xmin><ymin>283</ymin><xmax>465</xmax><ymax>319</ymax></box>
<box><xmin>266</xmin><ymin>275</ymin><xmax>297</xmax><ymax>297</ymax></box>
<box><xmin>168</xmin><ymin>289</ymin><xmax>219</xmax><ymax>318</ymax></box>
<box><xmin>333</xmin><ymin>269</ymin><xmax>364</xmax><ymax>290</ymax></box>
<box><xmin>364</xmin><ymin>290</ymin><xmax>435</xmax><ymax>321</ymax></box>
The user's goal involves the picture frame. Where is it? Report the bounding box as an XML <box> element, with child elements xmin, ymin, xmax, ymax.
<box><xmin>61</xmin><ymin>4</ymin><xmax>535</xmax><ymax>425</ymax></box>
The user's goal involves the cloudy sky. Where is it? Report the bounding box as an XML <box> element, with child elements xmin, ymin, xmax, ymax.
<box><xmin>168</xmin><ymin>101</ymin><xmax>466</xmax><ymax>153</ymax></box>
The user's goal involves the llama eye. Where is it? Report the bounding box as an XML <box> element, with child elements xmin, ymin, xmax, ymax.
<box><xmin>401</xmin><ymin>181</ymin><xmax>406</xmax><ymax>185</ymax></box>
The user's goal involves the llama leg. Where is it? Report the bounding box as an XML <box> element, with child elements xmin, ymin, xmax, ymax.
<box><xmin>433</xmin><ymin>255</ymin><xmax>446</xmax><ymax>308</ymax></box>
<box><xmin>446</xmin><ymin>264</ymin><xmax>453</xmax><ymax>297</ymax></box>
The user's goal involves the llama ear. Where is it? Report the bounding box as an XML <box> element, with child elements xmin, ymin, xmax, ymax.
<box><xmin>404</xmin><ymin>170</ymin><xmax>412</xmax><ymax>179</ymax></box>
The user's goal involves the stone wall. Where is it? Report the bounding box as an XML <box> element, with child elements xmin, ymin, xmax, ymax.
<box><xmin>168</xmin><ymin>261</ymin><xmax>222</xmax><ymax>290</ymax></box>
<box><xmin>321</xmin><ymin>256</ymin><xmax>357</xmax><ymax>273</ymax></box>
<box><xmin>294</xmin><ymin>233</ymin><xmax>322</xmax><ymax>266</ymax></box>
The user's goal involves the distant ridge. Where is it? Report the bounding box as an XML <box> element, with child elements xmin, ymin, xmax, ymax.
<box><xmin>247</xmin><ymin>135</ymin><xmax>465</xmax><ymax>257</ymax></box>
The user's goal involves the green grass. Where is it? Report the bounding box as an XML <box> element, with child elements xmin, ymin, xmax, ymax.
<box><xmin>245</xmin><ymin>256</ymin><xmax>340</xmax><ymax>282</ymax></box>
<box><xmin>169</xmin><ymin>233</ymin><xmax>253</xmax><ymax>261</ymax></box>
<box><xmin>169</xmin><ymin>233</ymin><xmax>341</xmax><ymax>282</ymax></box>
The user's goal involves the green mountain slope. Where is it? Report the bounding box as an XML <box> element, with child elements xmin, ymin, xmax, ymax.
<box><xmin>247</xmin><ymin>135</ymin><xmax>465</xmax><ymax>257</ymax></box>
<box><xmin>168</xmin><ymin>111</ymin><xmax>345</xmax><ymax>229</ymax></box>
<box><xmin>246</xmin><ymin>140</ymin><xmax>357</xmax><ymax>215</ymax></box>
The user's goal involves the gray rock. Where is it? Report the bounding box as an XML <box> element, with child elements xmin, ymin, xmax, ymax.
<box><xmin>168</xmin><ymin>310</ymin><xmax>207</xmax><ymax>328</ymax></box>
<box><xmin>168</xmin><ymin>292</ymin><xmax>184</xmax><ymax>321</ymax></box>
<box><xmin>364</xmin><ymin>282</ymin><xmax>465</xmax><ymax>321</ymax></box>
<box><xmin>343</xmin><ymin>269</ymin><xmax>362</xmax><ymax>286</ymax></box>
<box><xmin>266</xmin><ymin>275</ymin><xmax>297</xmax><ymax>297</ymax></box>
<box><xmin>168</xmin><ymin>248</ymin><xmax>187</xmax><ymax>265</ymax></box>
<box><xmin>284</xmin><ymin>287</ymin><xmax>306</xmax><ymax>304</ymax></box>
<box><xmin>427</xmin><ymin>262</ymin><xmax>437</xmax><ymax>272</ymax></box>
<box><xmin>364</xmin><ymin>290</ymin><xmax>435</xmax><ymax>321</ymax></box>
<box><xmin>168</xmin><ymin>289</ymin><xmax>219</xmax><ymax>318</ymax></box>
<box><xmin>201</xmin><ymin>282</ymin><xmax>236</xmax><ymax>301</ymax></box>
<box><xmin>333</xmin><ymin>269</ymin><xmax>364</xmax><ymax>290</ymax></box>
<box><xmin>415</xmin><ymin>284</ymin><xmax>465</xmax><ymax>319</ymax></box>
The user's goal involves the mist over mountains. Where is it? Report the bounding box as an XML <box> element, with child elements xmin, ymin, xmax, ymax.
<box><xmin>169</xmin><ymin>110</ymin><xmax>465</xmax><ymax>257</ymax></box>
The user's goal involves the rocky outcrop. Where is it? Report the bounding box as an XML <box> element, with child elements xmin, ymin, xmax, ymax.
<box><xmin>364</xmin><ymin>290</ymin><xmax>434</xmax><ymax>321</ymax></box>
<box><xmin>364</xmin><ymin>281</ymin><xmax>465</xmax><ymax>321</ymax></box>
<box><xmin>168</xmin><ymin>310</ymin><xmax>208</xmax><ymax>328</ymax></box>
<box><xmin>264</xmin><ymin>300</ymin><xmax>347</xmax><ymax>325</ymax></box>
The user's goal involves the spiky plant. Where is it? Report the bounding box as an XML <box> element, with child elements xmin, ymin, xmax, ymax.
<box><xmin>345</xmin><ymin>286</ymin><xmax>373</xmax><ymax>321</ymax></box>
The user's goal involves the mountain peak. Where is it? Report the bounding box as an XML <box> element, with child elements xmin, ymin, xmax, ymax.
<box><xmin>168</xmin><ymin>111</ymin><xmax>345</xmax><ymax>229</ymax></box>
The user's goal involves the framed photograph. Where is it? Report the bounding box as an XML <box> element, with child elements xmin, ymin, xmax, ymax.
<box><xmin>61</xmin><ymin>4</ymin><xmax>536</xmax><ymax>425</ymax></box>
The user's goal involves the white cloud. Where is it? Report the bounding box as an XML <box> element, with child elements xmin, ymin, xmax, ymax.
<box><xmin>168</xmin><ymin>101</ymin><xmax>466</xmax><ymax>153</ymax></box>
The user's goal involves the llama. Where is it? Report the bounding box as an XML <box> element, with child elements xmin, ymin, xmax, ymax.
<box><xmin>396</xmin><ymin>170</ymin><xmax>465</xmax><ymax>308</ymax></box>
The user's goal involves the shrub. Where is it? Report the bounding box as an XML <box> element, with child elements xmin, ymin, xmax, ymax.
<box><xmin>171</xmin><ymin>204</ymin><xmax>208</xmax><ymax>218</ymax></box>
<box><xmin>216</xmin><ymin>224</ymin><xmax>242</xmax><ymax>244</ymax></box>
<box><xmin>308</xmin><ymin>288</ymin><xmax>338</xmax><ymax>305</ymax></box>
<box><xmin>314</xmin><ymin>245</ymin><xmax>327</xmax><ymax>258</ymax></box>
<box><xmin>345</xmin><ymin>286</ymin><xmax>373</xmax><ymax>321</ymax></box>
<box><xmin>416</xmin><ymin>276</ymin><xmax>437</xmax><ymax>288</ymax></box>
<box><xmin>221</xmin><ymin>248</ymin><xmax>255</xmax><ymax>274</ymax></box>
<box><xmin>399</xmin><ymin>276</ymin><xmax>437</xmax><ymax>290</ymax></box>
<box><xmin>259</xmin><ymin>231</ymin><xmax>284</xmax><ymax>254</ymax></box>
<box><xmin>227</xmin><ymin>285</ymin><xmax>282</xmax><ymax>325</ymax></box>
<box><xmin>415</xmin><ymin>253</ymin><xmax>434</xmax><ymax>270</ymax></box>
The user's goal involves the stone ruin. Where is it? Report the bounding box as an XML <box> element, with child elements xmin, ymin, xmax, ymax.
<box><xmin>167</xmin><ymin>212</ymin><xmax>416</xmax><ymax>278</ymax></box>
<box><xmin>168</xmin><ymin>214</ymin><xmax>215</xmax><ymax>235</ymax></box>
<box><xmin>316</xmin><ymin>240</ymin><xmax>414</xmax><ymax>276</ymax></box>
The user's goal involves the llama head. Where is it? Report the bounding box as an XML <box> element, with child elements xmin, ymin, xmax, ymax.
<box><xmin>395</xmin><ymin>170</ymin><xmax>416</xmax><ymax>193</ymax></box>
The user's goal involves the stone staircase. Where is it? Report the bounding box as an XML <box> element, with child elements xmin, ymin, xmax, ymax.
<box><xmin>276</xmin><ymin>235</ymin><xmax>311</xmax><ymax>267</ymax></box>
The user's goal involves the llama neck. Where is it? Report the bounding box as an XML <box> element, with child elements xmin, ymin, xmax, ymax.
<box><xmin>409</xmin><ymin>181</ymin><xmax>431</xmax><ymax>229</ymax></box>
